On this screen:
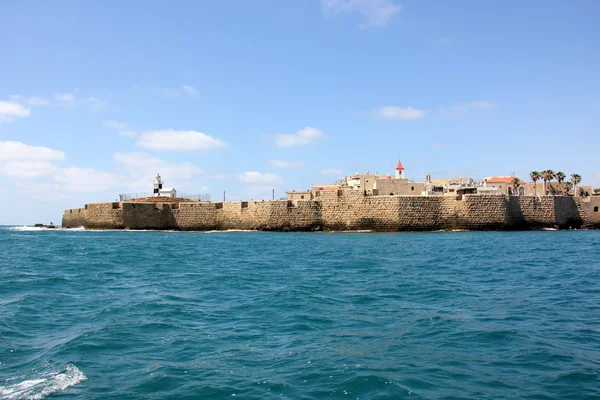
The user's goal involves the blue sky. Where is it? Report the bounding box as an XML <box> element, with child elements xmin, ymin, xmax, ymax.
<box><xmin>1</xmin><ymin>0</ymin><xmax>599</xmax><ymax>224</ymax></box>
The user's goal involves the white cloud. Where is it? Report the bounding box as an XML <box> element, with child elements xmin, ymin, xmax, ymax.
<box><xmin>138</xmin><ymin>85</ymin><xmax>201</xmax><ymax>98</ymax></box>
<box><xmin>137</xmin><ymin>129</ymin><xmax>228</xmax><ymax>150</ymax></box>
<box><xmin>0</xmin><ymin>101</ymin><xmax>31</xmax><ymax>123</ymax></box>
<box><xmin>103</xmin><ymin>120</ymin><xmax>128</xmax><ymax>129</ymax></box>
<box><xmin>269</xmin><ymin>160</ymin><xmax>305</xmax><ymax>169</ymax></box>
<box><xmin>239</xmin><ymin>171</ymin><xmax>283</xmax><ymax>185</ymax></box>
<box><xmin>120</xmin><ymin>130</ymin><xmax>138</xmax><ymax>138</ymax></box>
<box><xmin>53</xmin><ymin>167</ymin><xmax>119</xmax><ymax>192</ymax></box>
<box><xmin>322</xmin><ymin>0</ymin><xmax>401</xmax><ymax>28</ymax></box>
<box><xmin>0</xmin><ymin>161</ymin><xmax>57</xmax><ymax>178</ymax></box>
<box><xmin>0</xmin><ymin>140</ymin><xmax>121</xmax><ymax>193</ymax></box>
<box><xmin>54</xmin><ymin>92</ymin><xmax>106</xmax><ymax>110</ymax></box>
<box><xmin>182</xmin><ymin>85</ymin><xmax>198</xmax><ymax>97</ymax></box>
<box><xmin>83</xmin><ymin>97</ymin><xmax>106</xmax><ymax>110</ymax></box>
<box><xmin>55</xmin><ymin>92</ymin><xmax>76</xmax><ymax>104</ymax></box>
<box><xmin>275</xmin><ymin>127</ymin><xmax>325</xmax><ymax>148</ymax></box>
<box><xmin>114</xmin><ymin>152</ymin><xmax>202</xmax><ymax>191</ymax></box>
<box><xmin>10</xmin><ymin>95</ymin><xmax>49</xmax><ymax>106</ymax></box>
<box><xmin>0</xmin><ymin>141</ymin><xmax>118</xmax><ymax>192</ymax></box>
<box><xmin>321</xmin><ymin>168</ymin><xmax>343</xmax><ymax>175</ymax></box>
<box><xmin>0</xmin><ymin>141</ymin><xmax>65</xmax><ymax>161</ymax></box>
<box><xmin>374</xmin><ymin>106</ymin><xmax>426</xmax><ymax>120</ymax></box>
<box><xmin>28</xmin><ymin>96</ymin><xmax>50</xmax><ymax>106</ymax></box>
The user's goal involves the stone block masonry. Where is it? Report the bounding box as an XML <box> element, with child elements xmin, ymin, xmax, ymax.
<box><xmin>62</xmin><ymin>193</ymin><xmax>600</xmax><ymax>231</ymax></box>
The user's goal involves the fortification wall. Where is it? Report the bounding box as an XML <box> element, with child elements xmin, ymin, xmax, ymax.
<box><xmin>454</xmin><ymin>195</ymin><xmax>509</xmax><ymax>230</ymax></box>
<box><xmin>80</xmin><ymin>203</ymin><xmax>124</xmax><ymax>229</ymax></box>
<box><xmin>217</xmin><ymin>200</ymin><xmax>321</xmax><ymax>231</ymax></box>
<box><xmin>574</xmin><ymin>197</ymin><xmax>600</xmax><ymax>228</ymax></box>
<box><xmin>62</xmin><ymin>207</ymin><xmax>87</xmax><ymax>228</ymax></box>
<box><xmin>400</xmin><ymin>196</ymin><xmax>444</xmax><ymax>230</ymax></box>
<box><xmin>508</xmin><ymin>196</ymin><xmax>554</xmax><ymax>228</ymax></box>
<box><xmin>121</xmin><ymin>203</ymin><xmax>177</xmax><ymax>230</ymax></box>
<box><xmin>172</xmin><ymin>202</ymin><xmax>219</xmax><ymax>231</ymax></box>
<box><xmin>62</xmin><ymin>193</ymin><xmax>598</xmax><ymax>231</ymax></box>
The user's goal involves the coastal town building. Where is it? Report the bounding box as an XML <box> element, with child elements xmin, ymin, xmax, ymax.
<box><xmin>286</xmin><ymin>190</ymin><xmax>311</xmax><ymax>203</ymax></box>
<box><xmin>484</xmin><ymin>176</ymin><xmax>526</xmax><ymax>196</ymax></box>
<box><xmin>287</xmin><ymin>160</ymin><xmax>596</xmax><ymax>202</ymax></box>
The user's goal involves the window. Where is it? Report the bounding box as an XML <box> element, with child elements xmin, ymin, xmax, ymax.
<box><xmin>594</xmin><ymin>206</ymin><xmax>599</xmax><ymax>213</ymax></box>
<box><xmin>411</xmin><ymin>186</ymin><xmax>415</xmax><ymax>191</ymax></box>
<box><xmin>241</xmin><ymin>201</ymin><xmax>248</xmax><ymax>208</ymax></box>
<box><xmin>301</xmin><ymin>195</ymin><xmax>304</xmax><ymax>199</ymax></box>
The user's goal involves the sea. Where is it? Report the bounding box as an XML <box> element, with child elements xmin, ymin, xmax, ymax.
<box><xmin>1</xmin><ymin>226</ymin><xmax>600</xmax><ymax>399</ymax></box>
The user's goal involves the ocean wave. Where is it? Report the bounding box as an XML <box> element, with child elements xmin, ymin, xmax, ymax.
<box><xmin>6</xmin><ymin>226</ymin><xmax>56</xmax><ymax>232</ymax></box>
<box><xmin>4</xmin><ymin>226</ymin><xmax>87</xmax><ymax>232</ymax></box>
<box><xmin>204</xmin><ymin>229</ymin><xmax>259</xmax><ymax>233</ymax></box>
<box><xmin>0</xmin><ymin>364</ymin><xmax>86</xmax><ymax>400</ymax></box>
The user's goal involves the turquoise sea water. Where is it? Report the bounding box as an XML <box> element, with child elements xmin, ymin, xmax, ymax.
<box><xmin>1</xmin><ymin>227</ymin><xmax>600</xmax><ymax>399</ymax></box>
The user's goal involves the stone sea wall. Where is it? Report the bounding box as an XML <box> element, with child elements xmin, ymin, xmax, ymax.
<box><xmin>62</xmin><ymin>192</ymin><xmax>600</xmax><ymax>231</ymax></box>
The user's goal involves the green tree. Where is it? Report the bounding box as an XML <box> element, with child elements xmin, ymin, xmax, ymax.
<box><xmin>541</xmin><ymin>170</ymin><xmax>555</xmax><ymax>195</ymax></box>
<box><xmin>530</xmin><ymin>171</ymin><xmax>541</xmax><ymax>197</ymax></box>
<box><xmin>555</xmin><ymin>171</ymin><xmax>566</xmax><ymax>195</ymax></box>
<box><xmin>571</xmin><ymin>174</ymin><xmax>582</xmax><ymax>196</ymax></box>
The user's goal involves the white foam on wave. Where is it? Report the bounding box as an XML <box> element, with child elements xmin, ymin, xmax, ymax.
<box><xmin>0</xmin><ymin>364</ymin><xmax>86</xmax><ymax>400</ymax></box>
<box><xmin>5</xmin><ymin>226</ymin><xmax>86</xmax><ymax>232</ymax></box>
<box><xmin>7</xmin><ymin>226</ymin><xmax>51</xmax><ymax>232</ymax></box>
<box><xmin>204</xmin><ymin>229</ymin><xmax>258</xmax><ymax>233</ymax></box>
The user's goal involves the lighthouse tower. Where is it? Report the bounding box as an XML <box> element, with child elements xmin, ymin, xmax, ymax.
<box><xmin>395</xmin><ymin>160</ymin><xmax>405</xmax><ymax>179</ymax></box>
<box><xmin>153</xmin><ymin>173</ymin><xmax>163</xmax><ymax>196</ymax></box>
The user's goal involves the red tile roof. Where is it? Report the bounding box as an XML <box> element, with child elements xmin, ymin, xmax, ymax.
<box><xmin>486</xmin><ymin>176</ymin><xmax>526</xmax><ymax>184</ymax></box>
<box><xmin>396</xmin><ymin>160</ymin><xmax>404</xmax><ymax>170</ymax></box>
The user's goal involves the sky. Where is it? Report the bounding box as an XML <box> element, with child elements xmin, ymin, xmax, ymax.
<box><xmin>1</xmin><ymin>0</ymin><xmax>599</xmax><ymax>224</ymax></box>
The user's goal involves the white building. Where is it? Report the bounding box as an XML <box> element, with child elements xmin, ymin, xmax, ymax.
<box><xmin>158</xmin><ymin>188</ymin><xmax>177</xmax><ymax>198</ymax></box>
<box><xmin>153</xmin><ymin>173</ymin><xmax>177</xmax><ymax>198</ymax></box>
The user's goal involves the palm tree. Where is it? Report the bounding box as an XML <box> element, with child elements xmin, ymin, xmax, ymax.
<box><xmin>555</xmin><ymin>171</ymin><xmax>566</xmax><ymax>195</ymax></box>
<box><xmin>530</xmin><ymin>171</ymin><xmax>540</xmax><ymax>197</ymax></box>
<box><xmin>563</xmin><ymin>181</ymin><xmax>573</xmax><ymax>196</ymax></box>
<box><xmin>511</xmin><ymin>177</ymin><xmax>521</xmax><ymax>196</ymax></box>
<box><xmin>540</xmin><ymin>170</ymin><xmax>555</xmax><ymax>195</ymax></box>
<box><xmin>571</xmin><ymin>174</ymin><xmax>582</xmax><ymax>196</ymax></box>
